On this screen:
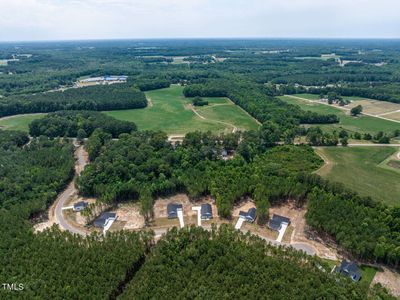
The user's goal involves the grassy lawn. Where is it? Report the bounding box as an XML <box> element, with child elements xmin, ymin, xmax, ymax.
<box><xmin>359</xmin><ymin>265</ymin><xmax>378</xmax><ymax>286</ymax></box>
<box><xmin>105</xmin><ymin>85</ymin><xmax>260</xmax><ymax>134</ymax></box>
<box><xmin>279</xmin><ymin>95</ymin><xmax>400</xmax><ymax>134</ymax></box>
<box><xmin>0</xmin><ymin>113</ymin><xmax>46</xmax><ymax>132</ymax></box>
<box><xmin>315</xmin><ymin>147</ymin><xmax>400</xmax><ymax>206</ymax></box>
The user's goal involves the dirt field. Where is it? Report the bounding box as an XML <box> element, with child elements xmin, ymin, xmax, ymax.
<box><xmin>347</xmin><ymin>99</ymin><xmax>400</xmax><ymax>116</ymax></box>
<box><xmin>113</xmin><ymin>202</ymin><xmax>145</xmax><ymax>230</ymax></box>
<box><xmin>372</xmin><ymin>267</ymin><xmax>400</xmax><ymax>297</ymax></box>
<box><xmin>383</xmin><ymin>111</ymin><xmax>400</xmax><ymax>121</ymax></box>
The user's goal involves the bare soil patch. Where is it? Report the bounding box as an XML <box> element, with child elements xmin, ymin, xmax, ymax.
<box><xmin>270</xmin><ymin>202</ymin><xmax>338</xmax><ymax>260</ymax></box>
<box><xmin>372</xmin><ymin>267</ymin><xmax>400</xmax><ymax>297</ymax></box>
<box><xmin>113</xmin><ymin>202</ymin><xmax>145</xmax><ymax>230</ymax></box>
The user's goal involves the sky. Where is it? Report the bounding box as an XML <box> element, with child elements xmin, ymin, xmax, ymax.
<box><xmin>0</xmin><ymin>0</ymin><xmax>399</xmax><ymax>41</ymax></box>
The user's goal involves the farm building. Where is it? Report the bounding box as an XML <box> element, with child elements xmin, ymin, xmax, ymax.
<box><xmin>94</xmin><ymin>212</ymin><xmax>117</xmax><ymax>228</ymax></box>
<box><xmin>336</xmin><ymin>261</ymin><xmax>362</xmax><ymax>282</ymax></box>
<box><xmin>200</xmin><ymin>203</ymin><xmax>213</xmax><ymax>220</ymax></box>
<box><xmin>73</xmin><ymin>201</ymin><xmax>88</xmax><ymax>212</ymax></box>
<box><xmin>268</xmin><ymin>214</ymin><xmax>291</xmax><ymax>231</ymax></box>
<box><xmin>167</xmin><ymin>203</ymin><xmax>183</xmax><ymax>219</ymax></box>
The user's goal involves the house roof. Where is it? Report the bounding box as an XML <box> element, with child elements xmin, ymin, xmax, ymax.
<box><xmin>247</xmin><ymin>208</ymin><xmax>256</xmax><ymax>220</ymax></box>
<box><xmin>74</xmin><ymin>201</ymin><xmax>88</xmax><ymax>209</ymax></box>
<box><xmin>167</xmin><ymin>203</ymin><xmax>182</xmax><ymax>215</ymax></box>
<box><xmin>268</xmin><ymin>219</ymin><xmax>282</xmax><ymax>231</ymax></box>
<box><xmin>337</xmin><ymin>261</ymin><xmax>361</xmax><ymax>281</ymax></box>
<box><xmin>201</xmin><ymin>203</ymin><xmax>212</xmax><ymax>216</ymax></box>
<box><xmin>239</xmin><ymin>211</ymin><xmax>248</xmax><ymax>218</ymax></box>
<box><xmin>271</xmin><ymin>214</ymin><xmax>291</xmax><ymax>225</ymax></box>
<box><xmin>94</xmin><ymin>212</ymin><xmax>116</xmax><ymax>228</ymax></box>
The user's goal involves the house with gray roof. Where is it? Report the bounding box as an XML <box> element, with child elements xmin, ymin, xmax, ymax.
<box><xmin>200</xmin><ymin>203</ymin><xmax>213</xmax><ymax>220</ymax></box>
<box><xmin>94</xmin><ymin>212</ymin><xmax>117</xmax><ymax>228</ymax></box>
<box><xmin>336</xmin><ymin>260</ymin><xmax>362</xmax><ymax>282</ymax></box>
<box><xmin>268</xmin><ymin>214</ymin><xmax>291</xmax><ymax>231</ymax></box>
<box><xmin>167</xmin><ymin>203</ymin><xmax>183</xmax><ymax>219</ymax></box>
<box><xmin>73</xmin><ymin>201</ymin><xmax>88</xmax><ymax>212</ymax></box>
<box><xmin>239</xmin><ymin>208</ymin><xmax>257</xmax><ymax>223</ymax></box>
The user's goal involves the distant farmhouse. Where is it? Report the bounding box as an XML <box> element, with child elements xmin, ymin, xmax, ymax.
<box><xmin>336</xmin><ymin>261</ymin><xmax>362</xmax><ymax>282</ymax></box>
<box><xmin>268</xmin><ymin>214</ymin><xmax>291</xmax><ymax>231</ymax></box>
<box><xmin>167</xmin><ymin>203</ymin><xmax>183</xmax><ymax>219</ymax></box>
<box><xmin>77</xmin><ymin>75</ymin><xmax>127</xmax><ymax>87</ymax></box>
<box><xmin>200</xmin><ymin>203</ymin><xmax>213</xmax><ymax>220</ymax></box>
<box><xmin>94</xmin><ymin>212</ymin><xmax>117</xmax><ymax>228</ymax></box>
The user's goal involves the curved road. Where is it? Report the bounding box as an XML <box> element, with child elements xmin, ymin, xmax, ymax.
<box><xmin>54</xmin><ymin>145</ymin><xmax>88</xmax><ymax>236</ymax></box>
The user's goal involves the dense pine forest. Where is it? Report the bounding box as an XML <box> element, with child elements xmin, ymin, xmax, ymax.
<box><xmin>120</xmin><ymin>226</ymin><xmax>367</xmax><ymax>299</ymax></box>
<box><xmin>29</xmin><ymin>110</ymin><xmax>137</xmax><ymax>138</ymax></box>
<box><xmin>0</xmin><ymin>84</ymin><xmax>147</xmax><ymax>117</ymax></box>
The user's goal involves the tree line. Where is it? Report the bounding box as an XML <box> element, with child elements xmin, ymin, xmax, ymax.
<box><xmin>29</xmin><ymin>110</ymin><xmax>137</xmax><ymax>138</ymax></box>
<box><xmin>0</xmin><ymin>84</ymin><xmax>147</xmax><ymax>118</ymax></box>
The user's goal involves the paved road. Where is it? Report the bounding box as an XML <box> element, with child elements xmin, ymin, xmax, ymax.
<box><xmin>53</xmin><ymin>146</ymin><xmax>88</xmax><ymax>236</ymax></box>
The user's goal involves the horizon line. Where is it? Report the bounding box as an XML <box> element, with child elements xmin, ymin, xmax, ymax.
<box><xmin>1</xmin><ymin>36</ymin><xmax>400</xmax><ymax>44</ymax></box>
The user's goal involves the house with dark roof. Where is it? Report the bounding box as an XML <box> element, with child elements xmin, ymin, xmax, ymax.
<box><xmin>94</xmin><ymin>212</ymin><xmax>117</xmax><ymax>228</ymax></box>
<box><xmin>73</xmin><ymin>201</ymin><xmax>88</xmax><ymax>212</ymax></box>
<box><xmin>200</xmin><ymin>203</ymin><xmax>213</xmax><ymax>220</ymax></box>
<box><xmin>268</xmin><ymin>214</ymin><xmax>291</xmax><ymax>231</ymax></box>
<box><xmin>167</xmin><ymin>203</ymin><xmax>183</xmax><ymax>219</ymax></box>
<box><xmin>239</xmin><ymin>208</ymin><xmax>257</xmax><ymax>223</ymax></box>
<box><xmin>246</xmin><ymin>208</ymin><xmax>257</xmax><ymax>222</ymax></box>
<box><xmin>336</xmin><ymin>261</ymin><xmax>362</xmax><ymax>282</ymax></box>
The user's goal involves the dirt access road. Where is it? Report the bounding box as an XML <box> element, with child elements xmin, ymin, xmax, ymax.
<box><xmin>53</xmin><ymin>145</ymin><xmax>89</xmax><ymax>235</ymax></box>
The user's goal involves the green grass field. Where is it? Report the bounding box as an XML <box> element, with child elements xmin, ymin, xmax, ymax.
<box><xmin>0</xmin><ymin>114</ymin><xmax>45</xmax><ymax>132</ymax></box>
<box><xmin>315</xmin><ymin>146</ymin><xmax>400</xmax><ymax>206</ymax></box>
<box><xmin>105</xmin><ymin>85</ymin><xmax>260</xmax><ymax>134</ymax></box>
<box><xmin>279</xmin><ymin>95</ymin><xmax>400</xmax><ymax>134</ymax></box>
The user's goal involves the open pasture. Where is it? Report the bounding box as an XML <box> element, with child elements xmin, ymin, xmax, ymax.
<box><xmin>105</xmin><ymin>85</ymin><xmax>260</xmax><ymax>135</ymax></box>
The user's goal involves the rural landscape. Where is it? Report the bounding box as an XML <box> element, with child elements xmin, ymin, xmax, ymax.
<box><xmin>1</xmin><ymin>1</ymin><xmax>400</xmax><ymax>299</ymax></box>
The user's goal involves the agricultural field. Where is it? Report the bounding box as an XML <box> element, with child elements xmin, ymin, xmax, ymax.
<box><xmin>105</xmin><ymin>85</ymin><xmax>260</xmax><ymax>135</ymax></box>
<box><xmin>315</xmin><ymin>146</ymin><xmax>400</xmax><ymax>206</ymax></box>
<box><xmin>0</xmin><ymin>113</ymin><xmax>45</xmax><ymax>132</ymax></box>
<box><xmin>280</xmin><ymin>95</ymin><xmax>400</xmax><ymax>134</ymax></box>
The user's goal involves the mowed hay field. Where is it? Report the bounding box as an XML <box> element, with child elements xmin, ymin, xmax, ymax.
<box><xmin>279</xmin><ymin>95</ymin><xmax>400</xmax><ymax>134</ymax></box>
<box><xmin>105</xmin><ymin>85</ymin><xmax>260</xmax><ymax>134</ymax></box>
<box><xmin>0</xmin><ymin>113</ymin><xmax>45</xmax><ymax>132</ymax></box>
<box><xmin>315</xmin><ymin>146</ymin><xmax>400</xmax><ymax>206</ymax></box>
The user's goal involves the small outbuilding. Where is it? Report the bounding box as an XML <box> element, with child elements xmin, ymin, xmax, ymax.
<box><xmin>268</xmin><ymin>214</ymin><xmax>291</xmax><ymax>231</ymax></box>
<box><xmin>94</xmin><ymin>212</ymin><xmax>117</xmax><ymax>228</ymax></box>
<box><xmin>336</xmin><ymin>260</ymin><xmax>362</xmax><ymax>282</ymax></box>
<box><xmin>73</xmin><ymin>201</ymin><xmax>88</xmax><ymax>212</ymax></box>
<box><xmin>200</xmin><ymin>203</ymin><xmax>213</xmax><ymax>220</ymax></box>
<box><xmin>167</xmin><ymin>203</ymin><xmax>183</xmax><ymax>219</ymax></box>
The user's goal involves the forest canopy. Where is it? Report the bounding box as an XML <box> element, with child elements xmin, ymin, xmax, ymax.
<box><xmin>29</xmin><ymin>110</ymin><xmax>137</xmax><ymax>138</ymax></box>
<box><xmin>0</xmin><ymin>84</ymin><xmax>147</xmax><ymax>117</ymax></box>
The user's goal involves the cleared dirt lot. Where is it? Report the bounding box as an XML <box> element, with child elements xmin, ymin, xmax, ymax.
<box><xmin>383</xmin><ymin>111</ymin><xmax>400</xmax><ymax>121</ymax></box>
<box><xmin>270</xmin><ymin>202</ymin><xmax>338</xmax><ymax>260</ymax></box>
<box><xmin>372</xmin><ymin>267</ymin><xmax>400</xmax><ymax>297</ymax></box>
<box><xmin>347</xmin><ymin>99</ymin><xmax>400</xmax><ymax>116</ymax></box>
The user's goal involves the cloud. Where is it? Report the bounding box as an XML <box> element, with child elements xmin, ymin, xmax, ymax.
<box><xmin>0</xmin><ymin>0</ymin><xmax>399</xmax><ymax>41</ymax></box>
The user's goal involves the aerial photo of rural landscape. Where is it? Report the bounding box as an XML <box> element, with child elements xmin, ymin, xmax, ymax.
<box><xmin>0</xmin><ymin>0</ymin><xmax>399</xmax><ymax>299</ymax></box>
